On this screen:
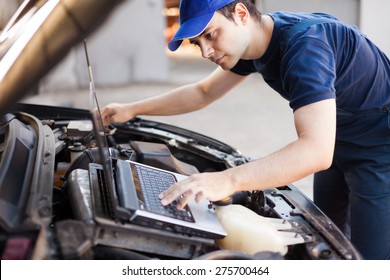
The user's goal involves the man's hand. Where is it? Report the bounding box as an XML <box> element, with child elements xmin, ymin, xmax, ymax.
<box><xmin>159</xmin><ymin>171</ymin><xmax>236</xmax><ymax>210</ymax></box>
<box><xmin>100</xmin><ymin>103</ymin><xmax>134</xmax><ymax>126</ymax></box>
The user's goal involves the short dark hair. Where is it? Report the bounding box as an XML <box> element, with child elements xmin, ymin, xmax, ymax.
<box><xmin>218</xmin><ymin>0</ymin><xmax>262</xmax><ymax>24</ymax></box>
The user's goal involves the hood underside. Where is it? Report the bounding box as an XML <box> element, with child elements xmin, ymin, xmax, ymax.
<box><xmin>0</xmin><ymin>0</ymin><xmax>125</xmax><ymax>117</ymax></box>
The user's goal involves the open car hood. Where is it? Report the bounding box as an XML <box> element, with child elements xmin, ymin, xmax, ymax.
<box><xmin>0</xmin><ymin>0</ymin><xmax>124</xmax><ymax>117</ymax></box>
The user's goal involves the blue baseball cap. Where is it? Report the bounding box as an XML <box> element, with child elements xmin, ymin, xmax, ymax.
<box><xmin>168</xmin><ymin>0</ymin><xmax>236</xmax><ymax>52</ymax></box>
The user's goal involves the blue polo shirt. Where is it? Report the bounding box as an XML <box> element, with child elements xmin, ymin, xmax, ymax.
<box><xmin>230</xmin><ymin>12</ymin><xmax>390</xmax><ymax>112</ymax></box>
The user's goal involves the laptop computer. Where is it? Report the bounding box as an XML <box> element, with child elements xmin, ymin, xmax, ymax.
<box><xmin>84</xmin><ymin>41</ymin><xmax>227</xmax><ymax>239</ymax></box>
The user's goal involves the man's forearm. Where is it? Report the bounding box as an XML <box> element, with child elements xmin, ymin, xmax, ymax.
<box><xmin>130</xmin><ymin>83</ymin><xmax>210</xmax><ymax>117</ymax></box>
<box><xmin>225</xmin><ymin>137</ymin><xmax>333</xmax><ymax>194</ymax></box>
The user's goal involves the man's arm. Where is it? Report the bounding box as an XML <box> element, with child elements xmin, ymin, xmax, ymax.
<box><xmin>101</xmin><ymin>68</ymin><xmax>247</xmax><ymax>125</ymax></box>
<box><xmin>161</xmin><ymin>98</ymin><xmax>337</xmax><ymax>209</ymax></box>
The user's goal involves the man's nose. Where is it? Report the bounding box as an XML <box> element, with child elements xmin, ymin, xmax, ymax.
<box><xmin>200</xmin><ymin>42</ymin><xmax>213</xmax><ymax>59</ymax></box>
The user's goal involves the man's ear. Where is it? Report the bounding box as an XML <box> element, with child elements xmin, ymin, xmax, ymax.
<box><xmin>233</xmin><ymin>3</ymin><xmax>250</xmax><ymax>24</ymax></box>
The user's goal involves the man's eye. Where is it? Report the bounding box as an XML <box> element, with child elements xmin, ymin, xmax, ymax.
<box><xmin>206</xmin><ymin>31</ymin><xmax>215</xmax><ymax>40</ymax></box>
<box><xmin>190</xmin><ymin>41</ymin><xmax>200</xmax><ymax>47</ymax></box>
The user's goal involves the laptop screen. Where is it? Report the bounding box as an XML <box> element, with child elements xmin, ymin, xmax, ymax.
<box><xmin>84</xmin><ymin>39</ymin><xmax>112</xmax><ymax>176</ymax></box>
<box><xmin>89</xmin><ymin>83</ymin><xmax>111</xmax><ymax>165</ymax></box>
<box><xmin>84</xmin><ymin>39</ymin><xmax>120</xmax><ymax>217</ymax></box>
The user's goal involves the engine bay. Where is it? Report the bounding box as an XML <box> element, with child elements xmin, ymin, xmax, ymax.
<box><xmin>0</xmin><ymin>103</ymin><xmax>362</xmax><ymax>260</ymax></box>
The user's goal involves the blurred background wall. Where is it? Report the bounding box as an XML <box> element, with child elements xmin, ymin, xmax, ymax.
<box><xmin>40</xmin><ymin>0</ymin><xmax>169</xmax><ymax>91</ymax></box>
<box><xmin>257</xmin><ymin>0</ymin><xmax>359</xmax><ymax>25</ymax></box>
<box><xmin>1</xmin><ymin>0</ymin><xmax>389</xmax><ymax>91</ymax></box>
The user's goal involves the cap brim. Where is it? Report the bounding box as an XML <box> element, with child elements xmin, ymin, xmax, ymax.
<box><xmin>168</xmin><ymin>11</ymin><xmax>215</xmax><ymax>52</ymax></box>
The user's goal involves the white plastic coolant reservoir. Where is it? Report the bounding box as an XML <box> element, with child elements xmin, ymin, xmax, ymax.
<box><xmin>215</xmin><ymin>204</ymin><xmax>304</xmax><ymax>256</ymax></box>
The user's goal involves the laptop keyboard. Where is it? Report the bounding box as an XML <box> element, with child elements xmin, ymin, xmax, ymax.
<box><xmin>135</xmin><ymin>165</ymin><xmax>195</xmax><ymax>222</ymax></box>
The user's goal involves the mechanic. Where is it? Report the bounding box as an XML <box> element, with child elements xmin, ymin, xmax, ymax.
<box><xmin>101</xmin><ymin>0</ymin><xmax>390</xmax><ymax>260</ymax></box>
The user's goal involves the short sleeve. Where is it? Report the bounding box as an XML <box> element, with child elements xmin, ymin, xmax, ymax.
<box><xmin>281</xmin><ymin>37</ymin><xmax>337</xmax><ymax>111</ymax></box>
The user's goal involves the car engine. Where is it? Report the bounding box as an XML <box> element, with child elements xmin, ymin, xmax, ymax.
<box><xmin>0</xmin><ymin>103</ymin><xmax>362</xmax><ymax>260</ymax></box>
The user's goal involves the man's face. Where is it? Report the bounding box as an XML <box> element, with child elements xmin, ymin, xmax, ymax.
<box><xmin>189</xmin><ymin>11</ymin><xmax>250</xmax><ymax>70</ymax></box>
